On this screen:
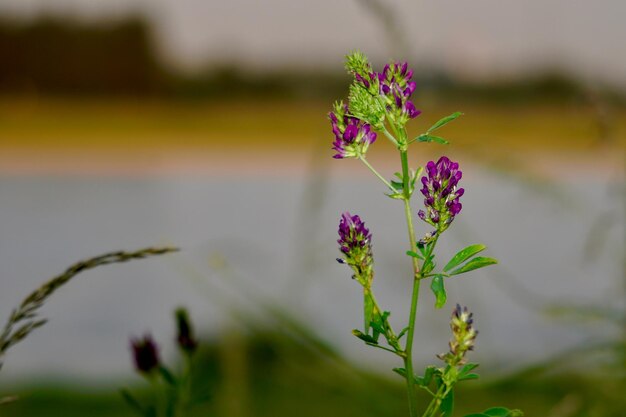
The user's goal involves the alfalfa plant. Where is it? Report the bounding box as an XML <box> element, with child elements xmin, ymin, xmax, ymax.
<box><xmin>331</xmin><ymin>51</ymin><xmax>522</xmax><ymax>417</ymax></box>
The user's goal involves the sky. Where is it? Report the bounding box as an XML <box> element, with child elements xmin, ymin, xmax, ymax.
<box><xmin>0</xmin><ymin>0</ymin><xmax>625</xmax><ymax>88</ymax></box>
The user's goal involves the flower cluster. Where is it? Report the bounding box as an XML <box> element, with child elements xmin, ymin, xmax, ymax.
<box><xmin>330</xmin><ymin>101</ymin><xmax>377</xmax><ymax>159</ymax></box>
<box><xmin>330</xmin><ymin>52</ymin><xmax>422</xmax><ymax>158</ymax></box>
<box><xmin>337</xmin><ymin>212</ymin><xmax>374</xmax><ymax>284</ymax></box>
<box><xmin>418</xmin><ymin>156</ymin><xmax>464</xmax><ymax>232</ymax></box>
<box><xmin>438</xmin><ymin>304</ymin><xmax>477</xmax><ymax>366</ymax></box>
<box><xmin>378</xmin><ymin>62</ymin><xmax>421</xmax><ymax>123</ymax></box>
<box><xmin>131</xmin><ymin>335</ymin><xmax>160</xmax><ymax>374</ymax></box>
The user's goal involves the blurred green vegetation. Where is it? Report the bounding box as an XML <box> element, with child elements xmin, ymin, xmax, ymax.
<box><xmin>1</xmin><ymin>329</ymin><xmax>625</xmax><ymax>417</ymax></box>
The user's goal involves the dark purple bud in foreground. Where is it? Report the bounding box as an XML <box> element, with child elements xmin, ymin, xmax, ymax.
<box><xmin>175</xmin><ymin>308</ymin><xmax>198</xmax><ymax>354</ymax></box>
<box><xmin>131</xmin><ymin>335</ymin><xmax>160</xmax><ymax>374</ymax></box>
<box><xmin>418</xmin><ymin>156</ymin><xmax>464</xmax><ymax>233</ymax></box>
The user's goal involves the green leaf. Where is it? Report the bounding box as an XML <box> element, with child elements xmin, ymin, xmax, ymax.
<box><xmin>483</xmin><ymin>407</ymin><xmax>524</xmax><ymax>417</ymax></box>
<box><xmin>385</xmin><ymin>191</ymin><xmax>405</xmax><ymax>200</ymax></box>
<box><xmin>406</xmin><ymin>250</ymin><xmax>423</xmax><ymax>259</ymax></box>
<box><xmin>370</xmin><ymin>319</ymin><xmax>385</xmax><ymax>335</ymax></box>
<box><xmin>392</xmin><ymin>367</ymin><xmax>407</xmax><ymax>378</ymax></box>
<box><xmin>440</xmin><ymin>389</ymin><xmax>454</xmax><ymax>417</ymax></box>
<box><xmin>430</xmin><ymin>275</ymin><xmax>447</xmax><ymax>309</ymax></box>
<box><xmin>448</xmin><ymin>257</ymin><xmax>498</xmax><ymax>276</ymax></box>
<box><xmin>459</xmin><ymin>363</ymin><xmax>480</xmax><ymax>381</ymax></box>
<box><xmin>397</xmin><ymin>326</ymin><xmax>409</xmax><ymax>339</ymax></box>
<box><xmin>459</xmin><ymin>363</ymin><xmax>479</xmax><ymax>375</ymax></box>
<box><xmin>415</xmin><ymin>366</ymin><xmax>438</xmax><ymax>386</ymax></box>
<box><xmin>443</xmin><ymin>244</ymin><xmax>487</xmax><ymax>272</ymax></box>
<box><xmin>352</xmin><ymin>329</ymin><xmax>378</xmax><ymax>344</ymax></box>
<box><xmin>427</xmin><ymin>112</ymin><xmax>463</xmax><ymax>133</ymax></box>
<box><xmin>417</xmin><ymin>134</ymin><xmax>449</xmax><ymax>145</ymax></box>
<box><xmin>390</xmin><ymin>180</ymin><xmax>404</xmax><ymax>191</ymax></box>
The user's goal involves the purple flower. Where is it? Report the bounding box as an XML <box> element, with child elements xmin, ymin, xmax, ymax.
<box><xmin>377</xmin><ymin>62</ymin><xmax>421</xmax><ymax>122</ymax></box>
<box><xmin>131</xmin><ymin>334</ymin><xmax>160</xmax><ymax>374</ymax></box>
<box><xmin>418</xmin><ymin>156</ymin><xmax>464</xmax><ymax>232</ymax></box>
<box><xmin>329</xmin><ymin>102</ymin><xmax>377</xmax><ymax>159</ymax></box>
<box><xmin>337</xmin><ymin>212</ymin><xmax>374</xmax><ymax>282</ymax></box>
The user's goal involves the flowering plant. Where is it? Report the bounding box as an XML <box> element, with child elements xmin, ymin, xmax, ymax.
<box><xmin>331</xmin><ymin>51</ymin><xmax>522</xmax><ymax>417</ymax></box>
<box><xmin>121</xmin><ymin>307</ymin><xmax>200</xmax><ymax>417</ymax></box>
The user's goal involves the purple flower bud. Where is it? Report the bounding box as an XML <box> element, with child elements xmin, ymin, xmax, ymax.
<box><xmin>175</xmin><ymin>308</ymin><xmax>198</xmax><ymax>354</ymax></box>
<box><xmin>418</xmin><ymin>156</ymin><xmax>464</xmax><ymax>232</ymax></box>
<box><xmin>131</xmin><ymin>335</ymin><xmax>160</xmax><ymax>374</ymax></box>
<box><xmin>337</xmin><ymin>212</ymin><xmax>374</xmax><ymax>281</ymax></box>
<box><xmin>329</xmin><ymin>103</ymin><xmax>377</xmax><ymax>159</ymax></box>
<box><xmin>376</xmin><ymin>61</ymin><xmax>418</xmax><ymax>121</ymax></box>
<box><xmin>401</xmin><ymin>62</ymin><xmax>408</xmax><ymax>75</ymax></box>
<box><xmin>355</xmin><ymin>73</ymin><xmax>370</xmax><ymax>88</ymax></box>
<box><xmin>438</xmin><ymin>304</ymin><xmax>478</xmax><ymax>366</ymax></box>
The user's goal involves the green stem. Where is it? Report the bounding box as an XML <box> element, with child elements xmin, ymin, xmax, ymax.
<box><xmin>421</xmin><ymin>385</ymin><xmax>446</xmax><ymax>417</ymax></box>
<box><xmin>177</xmin><ymin>352</ymin><xmax>193</xmax><ymax>417</ymax></box>
<box><xmin>368</xmin><ymin>289</ymin><xmax>402</xmax><ymax>352</ymax></box>
<box><xmin>400</xmin><ymin>149</ymin><xmax>421</xmax><ymax>417</ymax></box>
<box><xmin>359</xmin><ymin>156</ymin><xmax>395</xmax><ymax>192</ymax></box>
<box><xmin>381</xmin><ymin>125</ymin><xmax>399</xmax><ymax>146</ymax></box>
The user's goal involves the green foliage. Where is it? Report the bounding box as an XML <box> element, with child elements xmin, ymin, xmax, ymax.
<box><xmin>443</xmin><ymin>245</ymin><xmax>487</xmax><ymax>272</ymax></box>
<box><xmin>458</xmin><ymin>363</ymin><xmax>480</xmax><ymax>382</ymax></box>
<box><xmin>430</xmin><ymin>275</ymin><xmax>447</xmax><ymax>309</ymax></box>
<box><xmin>416</xmin><ymin>134</ymin><xmax>449</xmax><ymax>145</ymax></box>
<box><xmin>440</xmin><ymin>390</ymin><xmax>455</xmax><ymax>417</ymax></box>
<box><xmin>427</xmin><ymin>112</ymin><xmax>463</xmax><ymax>133</ymax></box>
<box><xmin>448</xmin><ymin>257</ymin><xmax>498</xmax><ymax>276</ymax></box>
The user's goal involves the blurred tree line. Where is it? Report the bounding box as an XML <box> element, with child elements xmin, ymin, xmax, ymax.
<box><xmin>0</xmin><ymin>16</ymin><xmax>622</xmax><ymax>103</ymax></box>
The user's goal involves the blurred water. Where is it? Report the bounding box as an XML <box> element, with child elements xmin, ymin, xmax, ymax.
<box><xmin>0</xmin><ymin>172</ymin><xmax>622</xmax><ymax>381</ymax></box>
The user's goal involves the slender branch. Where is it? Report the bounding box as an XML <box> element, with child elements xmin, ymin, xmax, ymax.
<box><xmin>399</xmin><ymin>147</ymin><xmax>422</xmax><ymax>417</ymax></box>
<box><xmin>0</xmin><ymin>247</ymin><xmax>179</xmax><ymax>369</ymax></box>
<box><xmin>358</xmin><ymin>156</ymin><xmax>396</xmax><ymax>192</ymax></box>
<box><xmin>421</xmin><ymin>385</ymin><xmax>446</xmax><ymax>417</ymax></box>
<box><xmin>381</xmin><ymin>125</ymin><xmax>399</xmax><ymax>146</ymax></box>
<box><xmin>365</xmin><ymin>342</ymin><xmax>402</xmax><ymax>356</ymax></box>
<box><xmin>368</xmin><ymin>289</ymin><xmax>402</xmax><ymax>352</ymax></box>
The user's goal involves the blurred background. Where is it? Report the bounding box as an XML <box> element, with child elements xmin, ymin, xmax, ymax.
<box><xmin>0</xmin><ymin>0</ymin><xmax>624</xmax><ymax>416</ymax></box>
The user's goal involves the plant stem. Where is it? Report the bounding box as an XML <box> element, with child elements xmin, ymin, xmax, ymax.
<box><xmin>381</xmin><ymin>125</ymin><xmax>399</xmax><ymax>146</ymax></box>
<box><xmin>421</xmin><ymin>385</ymin><xmax>446</xmax><ymax>417</ymax></box>
<box><xmin>368</xmin><ymin>289</ymin><xmax>402</xmax><ymax>352</ymax></box>
<box><xmin>359</xmin><ymin>156</ymin><xmax>395</xmax><ymax>192</ymax></box>
<box><xmin>400</xmin><ymin>148</ymin><xmax>421</xmax><ymax>417</ymax></box>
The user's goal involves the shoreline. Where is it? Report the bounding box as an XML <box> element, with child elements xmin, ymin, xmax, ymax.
<box><xmin>0</xmin><ymin>146</ymin><xmax>622</xmax><ymax>180</ymax></box>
